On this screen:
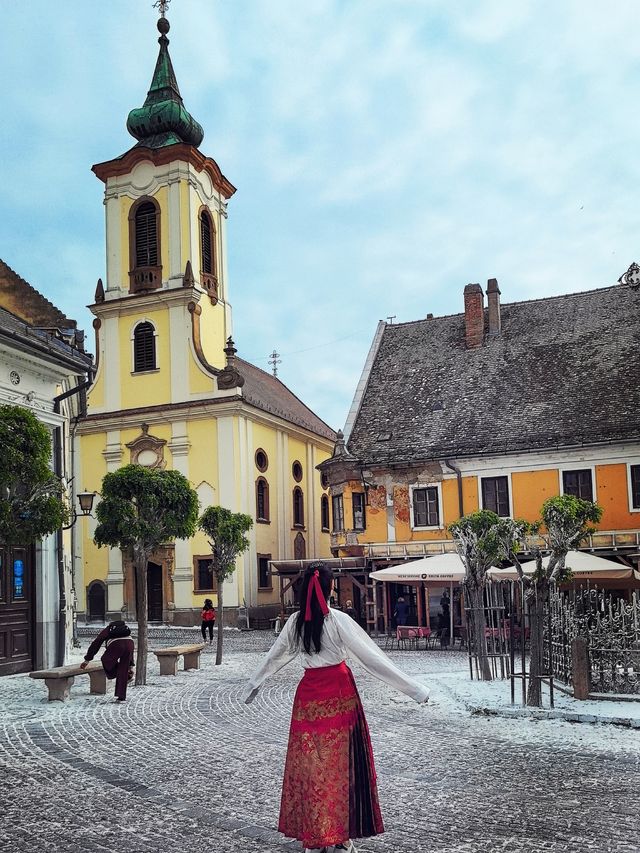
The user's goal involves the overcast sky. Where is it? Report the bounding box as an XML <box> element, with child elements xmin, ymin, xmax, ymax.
<box><xmin>1</xmin><ymin>1</ymin><xmax>639</xmax><ymax>429</ymax></box>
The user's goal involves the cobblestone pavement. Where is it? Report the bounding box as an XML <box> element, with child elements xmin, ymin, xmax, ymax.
<box><xmin>1</xmin><ymin>632</ymin><xmax>640</xmax><ymax>853</ymax></box>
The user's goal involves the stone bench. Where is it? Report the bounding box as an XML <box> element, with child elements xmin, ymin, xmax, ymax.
<box><xmin>151</xmin><ymin>643</ymin><xmax>205</xmax><ymax>676</ymax></box>
<box><xmin>29</xmin><ymin>661</ymin><xmax>106</xmax><ymax>702</ymax></box>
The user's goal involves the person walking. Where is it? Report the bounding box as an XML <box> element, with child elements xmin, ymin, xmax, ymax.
<box><xmin>242</xmin><ymin>562</ymin><xmax>429</xmax><ymax>853</ymax></box>
<box><xmin>80</xmin><ymin>620</ymin><xmax>134</xmax><ymax>702</ymax></box>
<box><xmin>393</xmin><ymin>595</ymin><xmax>409</xmax><ymax>626</ymax></box>
<box><xmin>201</xmin><ymin>598</ymin><xmax>216</xmax><ymax>644</ymax></box>
<box><xmin>344</xmin><ymin>599</ymin><xmax>358</xmax><ymax>622</ymax></box>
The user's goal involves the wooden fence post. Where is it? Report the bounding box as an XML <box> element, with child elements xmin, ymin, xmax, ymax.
<box><xmin>571</xmin><ymin>636</ymin><xmax>590</xmax><ymax>700</ymax></box>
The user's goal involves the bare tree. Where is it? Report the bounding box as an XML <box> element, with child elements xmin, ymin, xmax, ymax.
<box><xmin>509</xmin><ymin>495</ymin><xmax>602</xmax><ymax>707</ymax></box>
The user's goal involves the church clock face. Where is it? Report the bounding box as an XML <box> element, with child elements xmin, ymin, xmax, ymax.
<box><xmin>9</xmin><ymin>371</ymin><xmax>20</xmax><ymax>385</ymax></box>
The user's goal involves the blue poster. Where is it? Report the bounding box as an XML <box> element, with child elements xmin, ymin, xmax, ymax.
<box><xmin>14</xmin><ymin>559</ymin><xmax>24</xmax><ymax>598</ymax></box>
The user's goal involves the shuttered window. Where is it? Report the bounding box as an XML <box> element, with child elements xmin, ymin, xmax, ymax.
<box><xmin>481</xmin><ymin>477</ymin><xmax>510</xmax><ymax>517</ymax></box>
<box><xmin>332</xmin><ymin>495</ymin><xmax>344</xmax><ymax>532</ymax></box>
<box><xmin>135</xmin><ymin>202</ymin><xmax>158</xmax><ymax>267</ymax></box>
<box><xmin>133</xmin><ymin>322</ymin><xmax>156</xmax><ymax>372</ymax></box>
<box><xmin>200</xmin><ymin>211</ymin><xmax>214</xmax><ymax>274</ymax></box>
<box><xmin>412</xmin><ymin>487</ymin><xmax>440</xmax><ymax>527</ymax></box>
<box><xmin>352</xmin><ymin>493</ymin><xmax>366</xmax><ymax>530</ymax></box>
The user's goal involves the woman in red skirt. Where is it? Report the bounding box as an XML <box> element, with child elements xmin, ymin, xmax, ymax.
<box><xmin>242</xmin><ymin>562</ymin><xmax>429</xmax><ymax>853</ymax></box>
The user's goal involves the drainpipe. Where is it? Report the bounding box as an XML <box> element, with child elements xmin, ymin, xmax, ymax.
<box><xmin>445</xmin><ymin>459</ymin><xmax>464</xmax><ymax>519</ymax></box>
<box><xmin>53</xmin><ymin>375</ymin><xmax>93</xmax><ymax>666</ymax></box>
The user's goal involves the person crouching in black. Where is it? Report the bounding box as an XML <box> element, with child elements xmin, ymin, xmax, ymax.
<box><xmin>80</xmin><ymin>620</ymin><xmax>135</xmax><ymax>702</ymax></box>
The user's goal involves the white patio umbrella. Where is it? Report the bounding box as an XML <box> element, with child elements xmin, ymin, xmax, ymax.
<box><xmin>370</xmin><ymin>554</ymin><xmax>489</xmax><ymax>638</ymax></box>
<box><xmin>487</xmin><ymin>550</ymin><xmax>640</xmax><ymax>581</ymax></box>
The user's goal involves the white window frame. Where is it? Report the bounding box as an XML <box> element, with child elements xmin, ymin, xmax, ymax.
<box><xmin>627</xmin><ymin>462</ymin><xmax>640</xmax><ymax>513</ymax></box>
<box><xmin>558</xmin><ymin>465</ymin><xmax>597</xmax><ymax>503</ymax></box>
<box><xmin>409</xmin><ymin>483</ymin><xmax>444</xmax><ymax>531</ymax></box>
<box><xmin>130</xmin><ymin>318</ymin><xmax>159</xmax><ymax>374</ymax></box>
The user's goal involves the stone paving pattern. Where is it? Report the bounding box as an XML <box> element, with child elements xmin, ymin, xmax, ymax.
<box><xmin>2</xmin><ymin>631</ymin><xmax>640</xmax><ymax>853</ymax></box>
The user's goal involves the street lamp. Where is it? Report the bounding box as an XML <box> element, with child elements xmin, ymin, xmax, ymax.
<box><xmin>62</xmin><ymin>490</ymin><xmax>97</xmax><ymax>529</ymax></box>
<box><xmin>77</xmin><ymin>490</ymin><xmax>96</xmax><ymax>517</ymax></box>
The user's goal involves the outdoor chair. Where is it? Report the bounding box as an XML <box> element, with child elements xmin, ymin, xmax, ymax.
<box><xmin>396</xmin><ymin>625</ymin><xmax>419</xmax><ymax>650</ymax></box>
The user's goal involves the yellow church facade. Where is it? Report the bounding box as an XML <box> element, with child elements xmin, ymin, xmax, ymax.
<box><xmin>76</xmin><ymin>14</ymin><xmax>334</xmax><ymax>626</ymax></box>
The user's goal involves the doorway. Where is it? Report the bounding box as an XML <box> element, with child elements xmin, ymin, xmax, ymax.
<box><xmin>147</xmin><ymin>561</ymin><xmax>163</xmax><ymax>622</ymax></box>
<box><xmin>0</xmin><ymin>546</ymin><xmax>35</xmax><ymax>676</ymax></box>
<box><xmin>87</xmin><ymin>581</ymin><xmax>106</xmax><ymax>622</ymax></box>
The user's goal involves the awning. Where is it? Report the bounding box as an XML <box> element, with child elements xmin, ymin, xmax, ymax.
<box><xmin>488</xmin><ymin>550</ymin><xmax>640</xmax><ymax>582</ymax></box>
<box><xmin>270</xmin><ymin>557</ymin><xmax>367</xmax><ymax>575</ymax></box>
<box><xmin>370</xmin><ymin>553</ymin><xmax>482</xmax><ymax>583</ymax></box>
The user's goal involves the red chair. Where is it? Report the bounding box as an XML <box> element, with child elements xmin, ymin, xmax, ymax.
<box><xmin>396</xmin><ymin>626</ymin><xmax>418</xmax><ymax>650</ymax></box>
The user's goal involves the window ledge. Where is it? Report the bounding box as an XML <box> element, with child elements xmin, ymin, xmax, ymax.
<box><xmin>257</xmin><ymin>518</ymin><xmax>271</xmax><ymax>525</ymax></box>
<box><xmin>411</xmin><ymin>525</ymin><xmax>445</xmax><ymax>532</ymax></box>
<box><xmin>194</xmin><ymin>589</ymin><xmax>217</xmax><ymax>594</ymax></box>
<box><xmin>131</xmin><ymin>368</ymin><xmax>160</xmax><ymax>376</ymax></box>
<box><xmin>258</xmin><ymin>586</ymin><xmax>273</xmax><ymax>592</ymax></box>
<box><xmin>292</xmin><ymin>525</ymin><xmax>306</xmax><ymax>531</ymax></box>
<box><xmin>321</xmin><ymin>526</ymin><xmax>330</xmax><ymax>533</ymax></box>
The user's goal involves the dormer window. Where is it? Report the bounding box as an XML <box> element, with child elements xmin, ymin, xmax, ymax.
<box><xmin>133</xmin><ymin>321</ymin><xmax>157</xmax><ymax>373</ymax></box>
<box><xmin>129</xmin><ymin>197</ymin><xmax>161</xmax><ymax>293</ymax></box>
<box><xmin>199</xmin><ymin>207</ymin><xmax>218</xmax><ymax>303</ymax></box>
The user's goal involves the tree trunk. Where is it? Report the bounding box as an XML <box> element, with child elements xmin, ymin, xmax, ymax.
<box><xmin>215</xmin><ymin>578</ymin><xmax>224</xmax><ymax>666</ymax></box>
<box><xmin>468</xmin><ymin>585</ymin><xmax>492</xmax><ymax>681</ymax></box>
<box><xmin>134</xmin><ymin>549</ymin><xmax>148</xmax><ymax>686</ymax></box>
<box><xmin>527</xmin><ymin>589</ymin><xmax>546</xmax><ymax>707</ymax></box>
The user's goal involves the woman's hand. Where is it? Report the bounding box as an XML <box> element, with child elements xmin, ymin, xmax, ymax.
<box><xmin>80</xmin><ymin>660</ymin><xmax>88</xmax><ymax>670</ymax></box>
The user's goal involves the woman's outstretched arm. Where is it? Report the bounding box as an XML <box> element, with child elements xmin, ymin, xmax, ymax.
<box><xmin>241</xmin><ymin>615</ymin><xmax>298</xmax><ymax>704</ymax></box>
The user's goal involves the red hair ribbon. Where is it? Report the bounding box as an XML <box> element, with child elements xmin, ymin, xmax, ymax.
<box><xmin>304</xmin><ymin>570</ymin><xmax>330</xmax><ymax>621</ymax></box>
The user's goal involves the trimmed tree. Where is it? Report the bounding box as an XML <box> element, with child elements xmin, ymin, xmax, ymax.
<box><xmin>93</xmin><ymin>465</ymin><xmax>199</xmax><ymax>685</ymax></box>
<box><xmin>0</xmin><ymin>404</ymin><xmax>68</xmax><ymax>545</ymax></box>
<box><xmin>510</xmin><ymin>494</ymin><xmax>602</xmax><ymax>707</ymax></box>
<box><xmin>198</xmin><ymin>506</ymin><xmax>253</xmax><ymax>665</ymax></box>
<box><xmin>449</xmin><ymin>510</ymin><xmax>527</xmax><ymax>681</ymax></box>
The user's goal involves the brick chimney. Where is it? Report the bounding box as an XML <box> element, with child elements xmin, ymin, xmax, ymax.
<box><xmin>464</xmin><ymin>283</ymin><xmax>484</xmax><ymax>349</ymax></box>
<box><xmin>486</xmin><ymin>277</ymin><xmax>501</xmax><ymax>336</ymax></box>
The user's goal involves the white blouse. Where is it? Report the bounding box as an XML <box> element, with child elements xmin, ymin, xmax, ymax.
<box><xmin>241</xmin><ymin>607</ymin><xmax>429</xmax><ymax>704</ymax></box>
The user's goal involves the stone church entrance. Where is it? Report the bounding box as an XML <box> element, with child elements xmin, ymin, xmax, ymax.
<box><xmin>0</xmin><ymin>545</ymin><xmax>35</xmax><ymax>676</ymax></box>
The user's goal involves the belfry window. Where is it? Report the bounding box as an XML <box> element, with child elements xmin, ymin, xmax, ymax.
<box><xmin>133</xmin><ymin>322</ymin><xmax>156</xmax><ymax>372</ymax></box>
<box><xmin>200</xmin><ymin>211</ymin><xmax>214</xmax><ymax>275</ymax></box>
<box><xmin>135</xmin><ymin>202</ymin><xmax>159</xmax><ymax>267</ymax></box>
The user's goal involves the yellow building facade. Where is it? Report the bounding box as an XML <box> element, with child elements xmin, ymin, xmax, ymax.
<box><xmin>77</xmin><ymin>15</ymin><xmax>334</xmax><ymax>626</ymax></box>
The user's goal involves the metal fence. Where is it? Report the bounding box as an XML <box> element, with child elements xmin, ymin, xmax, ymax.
<box><xmin>546</xmin><ymin>588</ymin><xmax>640</xmax><ymax>696</ymax></box>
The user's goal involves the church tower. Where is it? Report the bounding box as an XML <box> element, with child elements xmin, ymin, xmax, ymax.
<box><xmin>77</xmin><ymin>10</ymin><xmax>335</xmax><ymax>627</ymax></box>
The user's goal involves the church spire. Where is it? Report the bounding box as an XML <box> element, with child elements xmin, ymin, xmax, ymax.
<box><xmin>126</xmin><ymin>10</ymin><xmax>204</xmax><ymax>150</ymax></box>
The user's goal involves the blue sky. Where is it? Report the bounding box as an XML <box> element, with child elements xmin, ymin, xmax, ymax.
<box><xmin>2</xmin><ymin>1</ymin><xmax>640</xmax><ymax>429</ymax></box>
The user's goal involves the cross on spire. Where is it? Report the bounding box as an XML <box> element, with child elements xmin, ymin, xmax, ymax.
<box><xmin>153</xmin><ymin>0</ymin><xmax>171</xmax><ymax>16</ymax></box>
<box><xmin>268</xmin><ymin>350</ymin><xmax>282</xmax><ymax>377</ymax></box>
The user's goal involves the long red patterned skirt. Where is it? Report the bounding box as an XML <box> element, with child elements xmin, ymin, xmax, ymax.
<box><xmin>278</xmin><ymin>661</ymin><xmax>384</xmax><ymax>849</ymax></box>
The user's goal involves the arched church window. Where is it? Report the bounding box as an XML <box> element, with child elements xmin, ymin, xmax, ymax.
<box><xmin>256</xmin><ymin>477</ymin><xmax>270</xmax><ymax>522</ymax></box>
<box><xmin>199</xmin><ymin>207</ymin><xmax>218</xmax><ymax>303</ymax></box>
<box><xmin>133</xmin><ymin>322</ymin><xmax>157</xmax><ymax>372</ymax></box>
<box><xmin>129</xmin><ymin>197</ymin><xmax>161</xmax><ymax>293</ymax></box>
<box><xmin>321</xmin><ymin>495</ymin><xmax>329</xmax><ymax>531</ymax></box>
<box><xmin>293</xmin><ymin>487</ymin><xmax>304</xmax><ymax>528</ymax></box>
<box><xmin>135</xmin><ymin>202</ymin><xmax>159</xmax><ymax>267</ymax></box>
<box><xmin>200</xmin><ymin>210</ymin><xmax>215</xmax><ymax>275</ymax></box>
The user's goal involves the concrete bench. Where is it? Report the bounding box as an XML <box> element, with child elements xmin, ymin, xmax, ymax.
<box><xmin>151</xmin><ymin>643</ymin><xmax>205</xmax><ymax>676</ymax></box>
<box><xmin>29</xmin><ymin>661</ymin><xmax>106</xmax><ymax>702</ymax></box>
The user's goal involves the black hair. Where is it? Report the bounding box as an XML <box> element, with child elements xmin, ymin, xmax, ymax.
<box><xmin>203</xmin><ymin>598</ymin><xmax>214</xmax><ymax>610</ymax></box>
<box><xmin>295</xmin><ymin>562</ymin><xmax>333</xmax><ymax>654</ymax></box>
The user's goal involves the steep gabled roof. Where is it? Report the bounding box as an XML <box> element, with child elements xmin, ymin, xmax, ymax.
<box><xmin>0</xmin><ymin>259</ymin><xmax>74</xmax><ymax>329</ymax></box>
<box><xmin>238</xmin><ymin>358</ymin><xmax>336</xmax><ymax>442</ymax></box>
<box><xmin>347</xmin><ymin>283</ymin><xmax>640</xmax><ymax>464</ymax></box>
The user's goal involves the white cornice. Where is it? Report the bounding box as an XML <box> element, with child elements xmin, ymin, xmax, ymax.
<box><xmin>78</xmin><ymin>397</ymin><xmax>334</xmax><ymax>450</ymax></box>
<box><xmin>92</xmin><ymin>285</ymin><xmax>203</xmax><ymax>319</ymax></box>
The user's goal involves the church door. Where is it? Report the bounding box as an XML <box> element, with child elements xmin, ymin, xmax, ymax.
<box><xmin>0</xmin><ymin>546</ymin><xmax>35</xmax><ymax>676</ymax></box>
<box><xmin>147</xmin><ymin>562</ymin><xmax>163</xmax><ymax>622</ymax></box>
